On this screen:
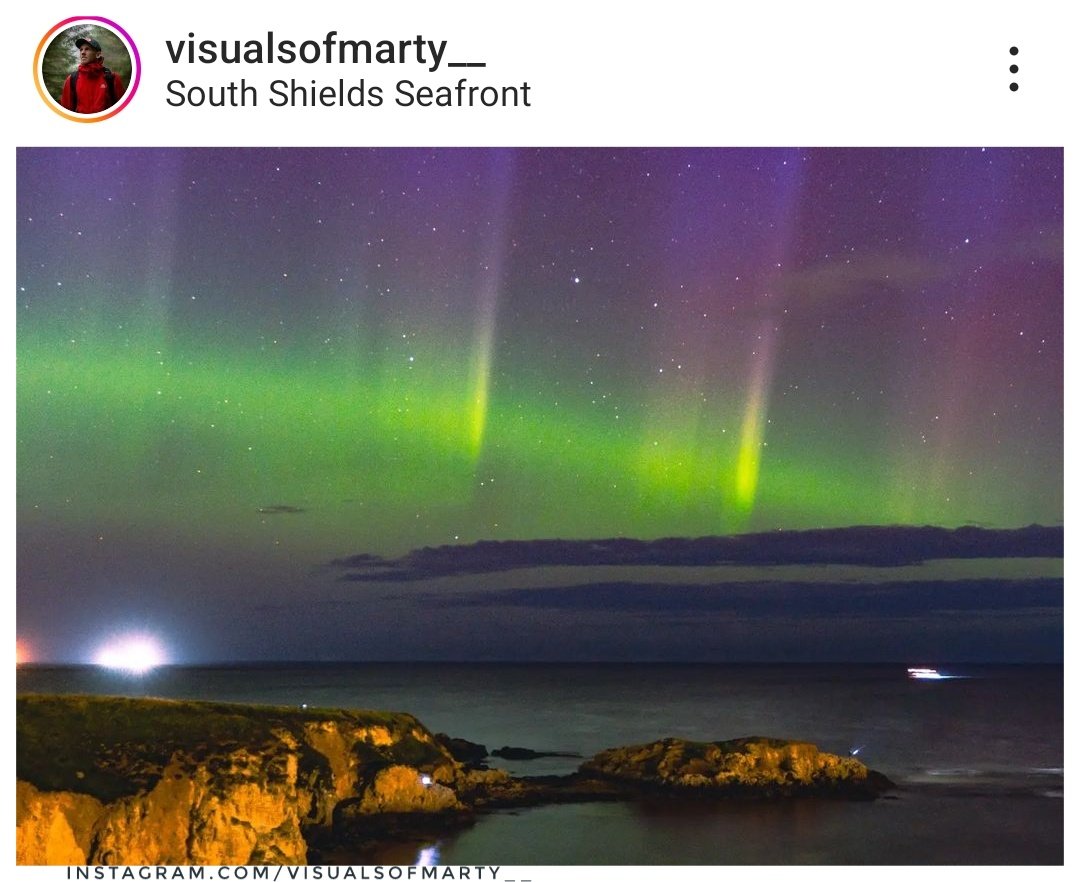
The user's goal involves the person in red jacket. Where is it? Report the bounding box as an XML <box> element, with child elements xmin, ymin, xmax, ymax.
<box><xmin>60</xmin><ymin>37</ymin><xmax>126</xmax><ymax>114</ymax></box>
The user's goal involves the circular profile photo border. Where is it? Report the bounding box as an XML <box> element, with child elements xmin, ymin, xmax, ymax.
<box><xmin>35</xmin><ymin>16</ymin><xmax>141</xmax><ymax>122</ymax></box>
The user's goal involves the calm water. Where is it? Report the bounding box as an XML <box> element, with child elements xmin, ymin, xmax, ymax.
<box><xmin>16</xmin><ymin>663</ymin><xmax>1063</xmax><ymax>864</ymax></box>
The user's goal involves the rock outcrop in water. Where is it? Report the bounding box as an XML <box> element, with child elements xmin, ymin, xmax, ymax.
<box><xmin>580</xmin><ymin>736</ymin><xmax>892</xmax><ymax>797</ymax></box>
<box><xmin>16</xmin><ymin>694</ymin><xmax>893</xmax><ymax>865</ymax></box>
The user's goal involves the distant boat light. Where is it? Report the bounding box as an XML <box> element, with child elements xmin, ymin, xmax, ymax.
<box><xmin>93</xmin><ymin>635</ymin><xmax>167</xmax><ymax>674</ymax></box>
<box><xmin>908</xmin><ymin>667</ymin><xmax>944</xmax><ymax>680</ymax></box>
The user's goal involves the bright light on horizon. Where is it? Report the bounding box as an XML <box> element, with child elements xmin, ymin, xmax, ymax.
<box><xmin>907</xmin><ymin>666</ymin><xmax>964</xmax><ymax>681</ymax></box>
<box><xmin>93</xmin><ymin>634</ymin><xmax>168</xmax><ymax>674</ymax></box>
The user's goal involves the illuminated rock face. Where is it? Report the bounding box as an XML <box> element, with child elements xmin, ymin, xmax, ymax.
<box><xmin>18</xmin><ymin>754</ymin><xmax>309</xmax><ymax>865</ymax></box>
<box><xmin>16</xmin><ymin>698</ymin><xmax>894</xmax><ymax>865</ymax></box>
<box><xmin>355</xmin><ymin>765</ymin><xmax>462</xmax><ymax>814</ymax></box>
<box><xmin>15</xmin><ymin>696</ymin><xmax>459</xmax><ymax>865</ymax></box>
<box><xmin>92</xmin><ymin>751</ymin><xmax>308</xmax><ymax>865</ymax></box>
<box><xmin>580</xmin><ymin>737</ymin><xmax>883</xmax><ymax>795</ymax></box>
<box><xmin>15</xmin><ymin>782</ymin><xmax>102</xmax><ymax>864</ymax></box>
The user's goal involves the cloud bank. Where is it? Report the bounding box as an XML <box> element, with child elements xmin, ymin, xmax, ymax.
<box><xmin>332</xmin><ymin>524</ymin><xmax>1063</xmax><ymax>582</ymax></box>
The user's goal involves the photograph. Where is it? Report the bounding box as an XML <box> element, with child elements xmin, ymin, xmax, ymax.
<box><xmin>37</xmin><ymin>21</ymin><xmax>132</xmax><ymax>116</ymax></box>
<box><xmin>15</xmin><ymin>146</ymin><xmax>1063</xmax><ymax>865</ymax></box>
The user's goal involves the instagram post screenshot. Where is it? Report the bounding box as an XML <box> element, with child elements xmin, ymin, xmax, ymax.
<box><xmin>5</xmin><ymin>1</ymin><xmax>1070</xmax><ymax>878</ymax></box>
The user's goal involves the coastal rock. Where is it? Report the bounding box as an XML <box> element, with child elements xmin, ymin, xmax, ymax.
<box><xmin>92</xmin><ymin>750</ymin><xmax>308</xmax><ymax>864</ymax></box>
<box><xmin>433</xmin><ymin>735</ymin><xmax>580</xmax><ymax>764</ymax></box>
<box><xmin>434</xmin><ymin>734</ymin><xmax>489</xmax><ymax>766</ymax></box>
<box><xmin>580</xmin><ymin>736</ymin><xmax>891</xmax><ymax>797</ymax></box>
<box><xmin>490</xmin><ymin>746</ymin><xmax>582</xmax><ymax>761</ymax></box>
<box><xmin>16</xmin><ymin>695</ymin><xmax>457</xmax><ymax>865</ymax></box>
<box><xmin>16</xmin><ymin>696</ymin><xmax>894</xmax><ymax>865</ymax></box>
<box><xmin>17</xmin><ymin>750</ymin><xmax>309</xmax><ymax>865</ymax></box>
<box><xmin>15</xmin><ymin>781</ymin><xmax>102</xmax><ymax>864</ymax></box>
<box><xmin>354</xmin><ymin>765</ymin><xmax>462</xmax><ymax>814</ymax></box>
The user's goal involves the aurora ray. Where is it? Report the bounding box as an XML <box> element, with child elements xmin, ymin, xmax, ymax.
<box><xmin>15</xmin><ymin>147</ymin><xmax>1063</xmax><ymax>662</ymax></box>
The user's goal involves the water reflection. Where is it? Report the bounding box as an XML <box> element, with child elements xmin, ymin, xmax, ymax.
<box><xmin>416</xmin><ymin>844</ymin><xmax>441</xmax><ymax>866</ymax></box>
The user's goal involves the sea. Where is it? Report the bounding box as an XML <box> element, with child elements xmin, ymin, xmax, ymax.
<box><xmin>15</xmin><ymin>663</ymin><xmax>1063</xmax><ymax>866</ymax></box>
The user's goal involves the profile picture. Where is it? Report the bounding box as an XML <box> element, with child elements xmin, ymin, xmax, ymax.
<box><xmin>35</xmin><ymin>17</ymin><xmax>140</xmax><ymax>121</ymax></box>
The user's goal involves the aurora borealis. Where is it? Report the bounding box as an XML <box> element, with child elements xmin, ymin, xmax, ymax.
<box><xmin>16</xmin><ymin>148</ymin><xmax>1063</xmax><ymax>662</ymax></box>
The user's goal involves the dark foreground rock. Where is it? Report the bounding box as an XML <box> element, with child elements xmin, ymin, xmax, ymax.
<box><xmin>433</xmin><ymin>733</ymin><xmax>489</xmax><ymax>766</ymax></box>
<box><xmin>433</xmin><ymin>735</ymin><xmax>580</xmax><ymax>765</ymax></box>
<box><xmin>490</xmin><ymin>746</ymin><xmax>582</xmax><ymax>761</ymax></box>
<box><xmin>16</xmin><ymin>695</ymin><xmax>894</xmax><ymax>865</ymax></box>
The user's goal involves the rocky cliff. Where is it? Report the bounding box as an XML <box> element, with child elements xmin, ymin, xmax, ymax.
<box><xmin>16</xmin><ymin>694</ymin><xmax>467</xmax><ymax>865</ymax></box>
<box><xmin>17</xmin><ymin>695</ymin><xmax>893</xmax><ymax>865</ymax></box>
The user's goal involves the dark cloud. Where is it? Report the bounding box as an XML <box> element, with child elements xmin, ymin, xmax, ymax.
<box><xmin>257</xmin><ymin>505</ymin><xmax>307</xmax><ymax>515</ymax></box>
<box><xmin>332</xmin><ymin>525</ymin><xmax>1063</xmax><ymax>581</ymax></box>
<box><xmin>330</xmin><ymin>553</ymin><xmax>388</xmax><ymax>567</ymax></box>
<box><xmin>411</xmin><ymin>578</ymin><xmax>1063</xmax><ymax>617</ymax></box>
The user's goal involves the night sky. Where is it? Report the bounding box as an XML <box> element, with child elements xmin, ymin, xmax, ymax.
<box><xmin>16</xmin><ymin>148</ymin><xmax>1063</xmax><ymax>663</ymax></box>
